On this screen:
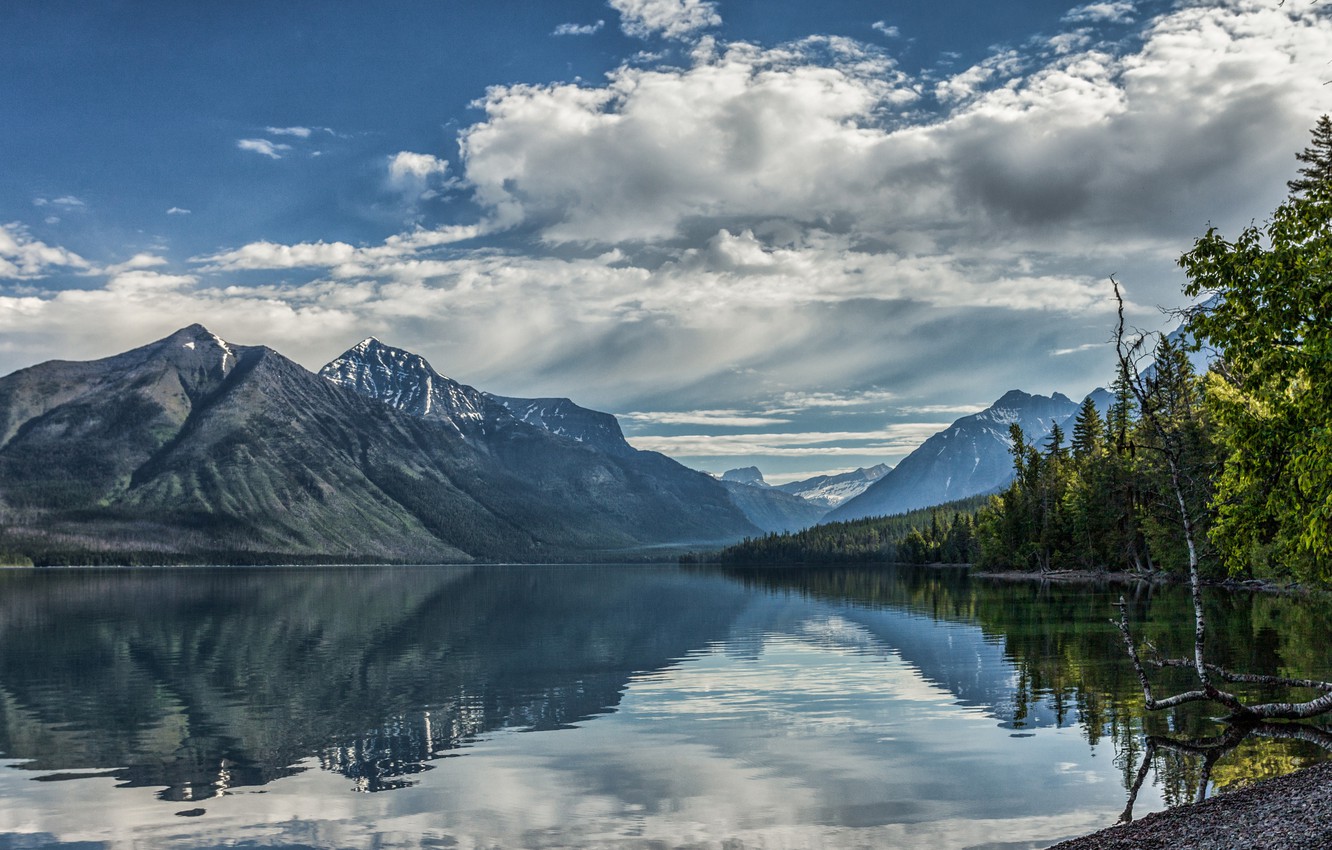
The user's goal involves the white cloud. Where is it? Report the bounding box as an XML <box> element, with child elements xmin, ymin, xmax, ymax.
<box><xmin>1051</xmin><ymin>342</ymin><xmax>1106</xmax><ymax>356</ymax></box>
<box><xmin>103</xmin><ymin>253</ymin><xmax>168</xmax><ymax>276</ymax></box>
<box><xmin>553</xmin><ymin>20</ymin><xmax>605</xmax><ymax>36</ymax></box>
<box><xmin>237</xmin><ymin>138</ymin><xmax>292</xmax><ymax>159</ymax></box>
<box><xmin>265</xmin><ymin>126</ymin><xmax>313</xmax><ymax>137</ymax></box>
<box><xmin>872</xmin><ymin>21</ymin><xmax>900</xmax><ymax>38</ymax></box>
<box><xmin>621</xmin><ymin>409</ymin><xmax>793</xmax><ymax>427</ymax></box>
<box><xmin>166</xmin><ymin>207</ymin><xmax>191</xmax><ymax>215</ymax></box>
<box><xmin>454</xmin><ymin>0</ymin><xmax>1330</xmax><ymax>283</ymax></box>
<box><xmin>0</xmin><ymin>223</ymin><xmax>91</xmax><ymax>279</ymax></box>
<box><xmin>1063</xmin><ymin>2</ymin><xmax>1136</xmax><ymax>24</ymax></box>
<box><xmin>627</xmin><ymin>425</ymin><xmax>949</xmax><ymax>457</ymax></box>
<box><xmin>386</xmin><ymin>151</ymin><xmax>454</xmax><ymax>200</ymax></box>
<box><xmin>770</xmin><ymin>390</ymin><xmax>899</xmax><ymax>412</ymax></box>
<box><xmin>610</xmin><ymin>0</ymin><xmax>721</xmax><ymax>40</ymax></box>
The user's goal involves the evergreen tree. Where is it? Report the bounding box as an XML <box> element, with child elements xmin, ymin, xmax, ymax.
<box><xmin>1287</xmin><ymin>114</ymin><xmax>1332</xmax><ymax>195</ymax></box>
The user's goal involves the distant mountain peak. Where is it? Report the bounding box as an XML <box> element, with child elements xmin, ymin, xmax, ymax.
<box><xmin>827</xmin><ymin>389</ymin><xmax>1080</xmax><ymax>521</ymax></box>
<box><xmin>773</xmin><ymin>463</ymin><xmax>893</xmax><ymax>508</ymax></box>
<box><xmin>722</xmin><ymin>466</ymin><xmax>767</xmax><ymax>486</ymax></box>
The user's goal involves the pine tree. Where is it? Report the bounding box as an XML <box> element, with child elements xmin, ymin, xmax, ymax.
<box><xmin>1070</xmin><ymin>397</ymin><xmax>1104</xmax><ymax>461</ymax></box>
<box><xmin>1287</xmin><ymin>114</ymin><xmax>1332</xmax><ymax>195</ymax></box>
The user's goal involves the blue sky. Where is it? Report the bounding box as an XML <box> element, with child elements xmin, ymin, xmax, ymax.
<box><xmin>3</xmin><ymin>0</ymin><xmax>1329</xmax><ymax>482</ymax></box>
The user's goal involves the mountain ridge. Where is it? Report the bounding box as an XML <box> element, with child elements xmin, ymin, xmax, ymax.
<box><xmin>826</xmin><ymin>390</ymin><xmax>1080</xmax><ymax>522</ymax></box>
<box><xmin>0</xmin><ymin>326</ymin><xmax>761</xmax><ymax>564</ymax></box>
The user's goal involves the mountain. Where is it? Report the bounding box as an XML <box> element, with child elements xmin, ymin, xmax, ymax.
<box><xmin>826</xmin><ymin>391</ymin><xmax>1080</xmax><ymax>522</ymax></box>
<box><xmin>320</xmin><ymin>337</ymin><xmax>494</xmax><ymax>436</ymax></box>
<box><xmin>0</xmin><ymin>326</ymin><xmax>758</xmax><ymax>564</ymax></box>
<box><xmin>320</xmin><ymin>337</ymin><xmax>771</xmax><ymax>542</ymax></box>
<box><xmin>774</xmin><ymin>464</ymin><xmax>892</xmax><ymax>508</ymax></box>
<box><xmin>718</xmin><ymin>480</ymin><xmax>827</xmax><ymax>533</ymax></box>
<box><xmin>721</xmin><ymin>466</ymin><xmax>768</xmax><ymax>486</ymax></box>
<box><xmin>488</xmin><ymin>395</ymin><xmax>635</xmax><ymax>456</ymax></box>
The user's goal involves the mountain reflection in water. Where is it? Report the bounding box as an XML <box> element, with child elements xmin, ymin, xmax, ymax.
<box><xmin>0</xmin><ymin>564</ymin><xmax>1328</xmax><ymax>849</ymax></box>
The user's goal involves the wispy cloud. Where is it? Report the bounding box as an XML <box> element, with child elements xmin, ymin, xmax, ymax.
<box><xmin>166</xmin><ymin>207</ymin><xmax>191</xmax><ymax>215</ymax></box>
<box><xmin>1063</xmin><ymin>2</ymin><xmax>1135</xmax><ymax>24</ymax></box>
<box><xmin>33</xmin><ymin>195</ymin><xmax>87</xmax><ymax>209</ymax></box>
<box><xmin>621</xmin><ymin>409</ymin><xmax>793</xmax><ymax>428</ymax></box>
<box><xmin>872</xmin><ymin>21</ymin><xmax>900</xmax><ymax>38</ymax></box>
<box><xmin>1051</xmin><ymin>342</ymin><xmax>1106</xmax><ymax>356</ymax></box>
<box><xmin>265</xmin><ymin>126</ymin><xmax>314</xmax><ymax>138</ymax></box>
<box><xmin>895</xmin><ymin>403</ymin><xmax>990</xmax><ymax>416</ymax></box>
<box><xmin>237</xmin><ymin>138</ymin><xmax>292</xmax><ymax>159</ymax></box>
<box><xmin>626</xmin><ymin>425</ymin><xmax>949</xmax><ymax>458</ymax></box>
<box><xmin>553</xmin><ymin>20</ymin><xmax>605</xmax><ymax>36</ymax></box>
<box><xmin>769</xmin><ymin>390</ymin><xmax>898</xmax><ymax>413</ymax></box>
<box><xmin>610</xmin><ymin>0</ymin><xmax>720</xmax><ymax>40</ymax></box>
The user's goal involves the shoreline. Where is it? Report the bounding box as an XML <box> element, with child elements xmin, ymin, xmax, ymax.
<box><xmin>971</xmin><ymin>566</ymin><xmax>1314</xmax><ymax>596</ymax></box>
<box><xmin>1047</xmin><ymin>760</ymin><xmax>1332</xmax><ymax>849</ymax></box>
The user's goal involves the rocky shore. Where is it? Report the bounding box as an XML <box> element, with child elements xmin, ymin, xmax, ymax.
<box><xmin>1048</xmin><ymin>761</ymin><xmax>1332</xmax><ymax>849</ymax></box>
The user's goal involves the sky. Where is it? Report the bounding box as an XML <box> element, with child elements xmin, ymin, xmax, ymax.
<box><xmin>2</xmin><ymin>0</ymin><xmax>1329</xmax><ymax>483</ymax></box>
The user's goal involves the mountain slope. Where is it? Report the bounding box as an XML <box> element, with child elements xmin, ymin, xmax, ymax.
<box><xmin>826</xmin><ymin>391</ymin><xmax>1079</xmax><ymax>522</ymax></box>
<box><xmin>318</xmin><ymin>337</ymin><xmax>758</xmax><ymax>547</ymax></box>
<box><xmin>718</xmin><ymin>480</ymin><xmax>827</xmax><ymax>533</ymax></box>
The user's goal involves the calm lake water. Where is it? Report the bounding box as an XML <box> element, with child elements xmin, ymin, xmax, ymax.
<box><xmin>0</xmin><ymin>564</ymin><xmax>1329</xmax><ymax>850</ymax></box>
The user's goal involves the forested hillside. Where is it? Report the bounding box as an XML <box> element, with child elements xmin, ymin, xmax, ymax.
<box><xmin>684</xmin><ymin>493</ymin><xmax>989</xmax><ymax>565</ymax></box>
<box><xmin>976</xmin><ymin>117</ymin><xmax>1332</xmax><ymax>586</ymax></box>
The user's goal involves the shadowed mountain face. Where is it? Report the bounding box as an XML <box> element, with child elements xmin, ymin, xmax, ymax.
<box><xmin>0</xmin><ymin>326</ymin><xmax>758</xmax><ymax>564</ymax></box>
<box><xmin>828</xmin><ymin>390</ymin><xmax>1079</xmax><ymax>522</ymax></box>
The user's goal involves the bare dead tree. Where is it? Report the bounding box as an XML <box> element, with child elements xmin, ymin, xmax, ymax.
<box><xmin>1110</xmin><ymin>278</ymin><xmax>1332</xmax><ymax>723</ymax></box>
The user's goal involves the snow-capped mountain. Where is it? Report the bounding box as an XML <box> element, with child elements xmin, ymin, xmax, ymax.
<box><xmin>827</xmin><ymin>390</ymin><xmax>1080</xmax><ymax>522</ymax></box>
<box><xmin>319</xmin><ymin>338</ymin><xmax>496</xmax><ymax>436</ymax></box>
<box><xmin>488</xmin><ymin>395</ymin><xmax>635</xmax><ymax>456</ymax></box>
<box><xmin>774</xmin><ymin>464</ymin><xmax>892</xmax><ymax>508</ymax></box>
<box><xmin>316</xmin><ymin>337</ymin><xmax>816</xmax><ymax>534</ymax></box>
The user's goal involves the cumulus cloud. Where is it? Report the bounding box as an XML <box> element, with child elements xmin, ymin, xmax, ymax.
<box><xmin>237</xmin><ymin>138</ymin><xmax>292</xmax><ymax>159</ymax></box>
<box><xmin>386</xmin><ymin>151</ymin><xmax>455</xmax><ymax>201</ymax></box>
<box><xmin>0</xmin><ymin>223</ymin><xmax>91</xmax><ymax>279</ymax></box>
<box><xmin>453</xmin><ymin>0</ymin><xmax>1330</xmax><ymax>291</ymax></box>
<box><xmin>872</xmin><ymin>21</ymin><xmax>900</xmax><ymax>38</ymax></box>
<box><xmin>102</xmin><ymin>253</ymin><xmax>169</xmax><ymax>276</ymax></box>
<box><xmin>610</xmin><ymin>0</ymin><xmax>721</xmax><ymax>40</ymax></box>
<box><xmin>553</xmin><ymin>20</ymin><xmax>605</xmax><ymax>36</ymax></box>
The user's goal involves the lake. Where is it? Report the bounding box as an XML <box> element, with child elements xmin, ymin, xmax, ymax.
<box><xmin>0</xmin><ymin>564</ymin><xmax>1328</xmax><ymax>849</ymax></box>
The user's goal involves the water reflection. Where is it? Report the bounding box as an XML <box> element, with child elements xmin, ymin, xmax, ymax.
<box><xmin>0</xmin><ymin>564</ymin><xmax>1328</xmax><ymax>849</ymax></box>
<box><xmin>0</xmin><ymin>566</ymin><xmax>750</xmax><ymax>799</ymax></box>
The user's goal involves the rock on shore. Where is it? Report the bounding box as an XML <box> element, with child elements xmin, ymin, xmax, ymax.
<box><xmin>1048</xmin><ymin>761</ymin><xmax>1332</xmax><ymax>849</ymax></box>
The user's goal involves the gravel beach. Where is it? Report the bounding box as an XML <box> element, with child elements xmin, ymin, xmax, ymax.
<box><xmin>1047</xmin><ymin>761</ymin><xmax>1332</xmax><ymax>849</ymax></box>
